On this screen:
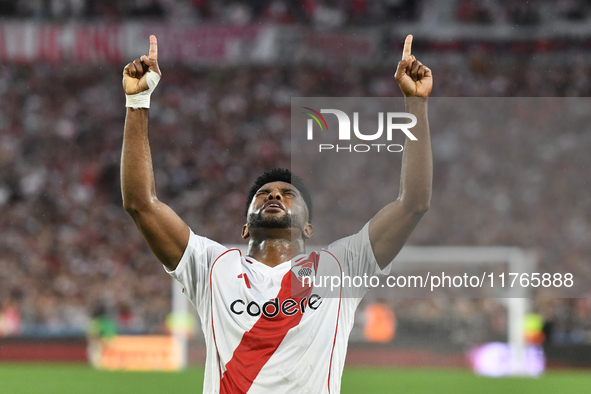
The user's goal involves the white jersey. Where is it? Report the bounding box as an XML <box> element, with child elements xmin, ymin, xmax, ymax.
<box><xmin>165</xmin><ymin>222</ymin><xmax>390</xmax><ymax>394</ymax></box>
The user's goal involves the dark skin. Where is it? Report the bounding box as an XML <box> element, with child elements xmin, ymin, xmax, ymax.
<box><xmin>241</xmin><ymin>181</ymin><xmax>313</xmax><ymax>267</ymax></box>
<box><xmin>121</xmin><ymin>35</ymin><xmax>432</xmax><ymax>271</ymax></box>
<box><xmin>121</xmin><ymin>36</ymin><xmax>189</xmax><ymax>271</ymax></box>
<box><xmin>368</xmin><ymin>34</ymin><xmax>432</xmax><ymax>268</ymax></box>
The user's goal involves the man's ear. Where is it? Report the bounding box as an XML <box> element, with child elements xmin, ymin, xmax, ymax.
<box><xmin>241</xmin><ymin>224</ymin><xmax>250</xmax><ymax>239</ymax></box>
<box><xmin>302</xmin><ymin>223</ymin><xmax>314</xmax><ymax>239</ymax></box>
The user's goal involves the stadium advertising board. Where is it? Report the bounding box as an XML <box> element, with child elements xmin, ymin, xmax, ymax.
<box><xmin>88</xmin><ymin>335</ymin><xmax>182</xmax><ymax>371</ymax></box>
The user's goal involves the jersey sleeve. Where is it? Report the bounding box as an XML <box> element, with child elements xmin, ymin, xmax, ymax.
<box><xmin>163</xmin><ymin>229</ymin><xmax>227</xmax><ymax>313</ymax></box>
<box><xmin>325</xmin><ymin>221</ymin><xmax>392</xmax><ymax>295</ymax></box>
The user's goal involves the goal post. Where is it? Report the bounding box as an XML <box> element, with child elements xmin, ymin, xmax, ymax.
<box><xmin>170</xmin><ymin>244</ymin><xmax>536</xmax><ymax>375</ymax></box>
<box><xmin>171</xmin><ymin>279</ymin><xmax>189</xmax><ymax>369</ymax></box>
<box><xmin>390</xmin><ymin>246</ymin><xmax>537</xmax><ymax>376</ymax></box>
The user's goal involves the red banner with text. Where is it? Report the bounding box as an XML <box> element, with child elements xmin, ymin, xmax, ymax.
<box><xmin>0</xmin><ymin>23</ymin><xmax>378</xmax><ymax>66</ymax></box>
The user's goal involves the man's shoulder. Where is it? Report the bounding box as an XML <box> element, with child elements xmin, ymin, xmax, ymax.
<box><xmin>323</xmin><ymin>221</ymin><xmax>371</xmax><ymax>253</ymax></box>
<box><xmin>185</xmin><ymin>229</ymin><xmax>232</xmax><ymax>259</ymax></box>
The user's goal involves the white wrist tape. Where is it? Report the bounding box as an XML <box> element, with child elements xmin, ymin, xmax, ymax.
<box><xmin>125</xmin><ymin>70</ymin><xmax>161</xmax><ymax>109</ymax></box>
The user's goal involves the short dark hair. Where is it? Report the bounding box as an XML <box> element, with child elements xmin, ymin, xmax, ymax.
<box><xmin>245</xmin><ymin>168</ymin><xmax>313</xmax><ymax>222</ymax></box>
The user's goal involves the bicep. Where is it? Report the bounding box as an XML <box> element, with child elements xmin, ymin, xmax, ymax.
<box><xmin>368</xmin><ymin>199</ymin><xmax>426</xmax><ymax>269</ymax></box>
<box><xmin>127</xmin><ymin>200</ymin><xmax>190</xmax><ymax>271</ymax></box>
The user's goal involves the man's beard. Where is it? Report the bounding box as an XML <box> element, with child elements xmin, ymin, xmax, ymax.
<box><xmin>248</xmin><ymin>212</ymin><xmax>292</xmax><ymax>229</ymax></box>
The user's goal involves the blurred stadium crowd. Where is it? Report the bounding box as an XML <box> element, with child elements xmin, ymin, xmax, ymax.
<box><xmin>1</xmin><ymin>49</ymin><xmax>590</xmax><ymax>345</ymax></box>
<box><xmin>0</xmin><ymin>0</ymin><xmax>589</xmax><ymax>26</ymax></box>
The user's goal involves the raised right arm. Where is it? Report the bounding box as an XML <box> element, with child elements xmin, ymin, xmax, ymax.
<box><xmin>121</xmin><ymin>36</ymin><xmax>189</xmax><ymax>271</ymax></box>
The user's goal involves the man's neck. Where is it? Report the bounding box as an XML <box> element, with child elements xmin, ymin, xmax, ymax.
<box><xmin>246</xmin><ymin>230</ymin><xmax>306</xmax><ymax>268</ymax></box>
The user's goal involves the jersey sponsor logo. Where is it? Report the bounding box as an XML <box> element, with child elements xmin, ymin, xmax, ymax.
<box><xmin>230</xmin><ymin>294</ymin><xmax>322</xmax><ymax>318</ymax></box>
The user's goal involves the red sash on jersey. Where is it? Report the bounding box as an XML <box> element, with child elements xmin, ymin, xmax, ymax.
<box><xmin>219</xmin><ymin>253</ymin><xmax>319</xmax><ymax>394</ymax></box>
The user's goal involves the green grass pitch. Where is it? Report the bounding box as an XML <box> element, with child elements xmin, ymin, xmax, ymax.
<box><xmin>1</xmin><ymin>363</ymin><xmax>590</xmax><ymax>393</ymax></box>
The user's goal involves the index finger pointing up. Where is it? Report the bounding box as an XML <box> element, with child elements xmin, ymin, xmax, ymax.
<box><xmin>149</xmin><ymin>35</ymin><xmax>158</xmax><ymax>60</ymax></box>
<box><xmin>402</xmin><ymin>34</ymin><xmax>412</xmax><ymax>60</ymax></box>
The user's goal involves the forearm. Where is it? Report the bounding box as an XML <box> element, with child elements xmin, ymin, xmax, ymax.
<box><xmin>121</xmin><ymin>108</ymin><xmax>157</xmax><ymax>213</ymax></box>
<box><xmin>398</xmin><ymin>97</ymin><xmax>432</xmax><ymax>212</ymax></box>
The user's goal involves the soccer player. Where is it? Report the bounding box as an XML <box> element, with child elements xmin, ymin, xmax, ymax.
<box><xmin>121</xmin><ymin>34</ymin><xmax>432</xmax><ymax>393</ymax></box>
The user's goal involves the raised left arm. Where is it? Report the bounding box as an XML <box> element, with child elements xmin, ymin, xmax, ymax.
<box><xmin>369</xmin><ymin>35</ymin><xmax>433</xmax><ymax>269</ymax></box>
